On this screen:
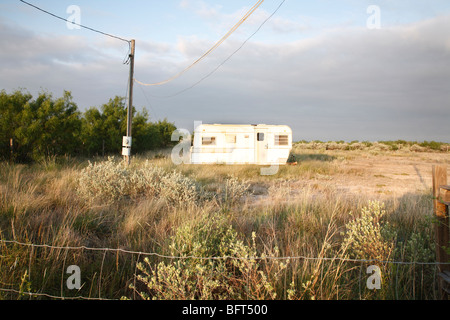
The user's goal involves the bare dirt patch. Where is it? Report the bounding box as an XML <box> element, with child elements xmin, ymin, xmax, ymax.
<box><xmin>306</xmin><ymin>151</ymin><xmax>450</xmax><ymax>199</ymax></box>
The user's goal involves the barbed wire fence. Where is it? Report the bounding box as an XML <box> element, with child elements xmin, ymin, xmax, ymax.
<box><xmin>0</xmin><ymin>239</ymin><xmax>447</xmax><ymax>300</ymax></box>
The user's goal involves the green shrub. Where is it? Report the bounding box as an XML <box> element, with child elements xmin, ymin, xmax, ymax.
<box><xmin>341</xmin><ymin>201</ymin><xmax>396</xmax><ymax>262</ymax></box>
<box><xmin>397</xmin><ymin>231</ymin><xmax>434</xmax><ymax>263</ymax></box>
<box><xmin>129</xmin><ymin>213</ymin><xmax>287</xmax><ymax>300</ymax></box>
<box><xmin>419</xmin><ymin>141</ymin><xmax>442</xmax><ymax>151</ymax></box>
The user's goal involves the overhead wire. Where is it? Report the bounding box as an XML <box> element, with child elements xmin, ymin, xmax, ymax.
<box><xmin>147</xmin><ymin>0</ymin><xmax>287</xmax><ymax>98</ymax></box>
<box><xmin>19</xmin><ymin>0</ymin><xmax>131</xmax><ymax>44</ymax></box>
<box><xmin>19</xmin><ymin>0</ymin><xmax>281</xmax><ymax>101</ymax></box>
<box><xmin>134</xmin><ymin>0</ymin><xmax>265</xmax><ymax>87</ymax></box>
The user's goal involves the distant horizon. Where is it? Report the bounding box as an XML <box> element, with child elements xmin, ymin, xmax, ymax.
<box><xmin>3</xmin><ymin>85</ymin><xmax>450</xmax><ymax>144</ymax></box>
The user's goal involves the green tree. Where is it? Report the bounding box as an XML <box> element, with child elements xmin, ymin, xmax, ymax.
<box><xmin>80</xmin><ymin>96</ymin><xmax>127</xmax><ymax>156</ymax></box>
<box><xmin>101</xmin><ymin>96</ymin><xmax>128</xmax><ymax>154</ymax></box>
<box><xmin>80</xmin><ymin>99</ymin><xmax>177</xmax><ymax>156</ymax></box>
<box><xmin>154</xmin><ymin>118</ymin><xmax>177</xmax><ymax>148</ymax></box>
<box><xmin>132</xmin><ymin>108</ymin><xmax>160</xmax><ymax>153</ymax></box>
<box><xmin>1</xmin><ymin>89</ymin><xmax>81</xmax><ymax>162</ymax></box>
<box><xmin>0</xmin><ymin>89</ymin><xmax>33</xmax><ymax>161</ymax></box>
<box><xmin>1</xmin><ymin>89</ymin><xmax>177</xmax><ymax>161</ymax></box>
<box><xmin>20</xmin><ymin>91</ymin><xmax>81</xmax><ymax>161</ymax></box>
<box><xmin>80</xmin><ymin>107</ymin><xmax>104</xmax><ymax>156</ymax></box>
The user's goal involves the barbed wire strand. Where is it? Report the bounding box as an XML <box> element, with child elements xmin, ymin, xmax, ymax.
<box><xmin>0</xmin><ymin>287</ymin><xmax>113</xmax><ymax>300</ymax></box>
<box><xmin>1</xmin><ymin>239</ymin><xmax>449</xmax><ymax>265</ymax></box>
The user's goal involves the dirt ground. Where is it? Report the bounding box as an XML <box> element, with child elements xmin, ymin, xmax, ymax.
<box><xmin>310</xmin><ymin>151</ymin><xmax>450</xmax><ymax>199</ymax></box>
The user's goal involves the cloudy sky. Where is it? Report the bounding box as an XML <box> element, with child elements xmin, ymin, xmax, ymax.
<box><xmin>1</xmin><ymin>0</ymin><xmax>450</xmax><ymax>142</ymax></box>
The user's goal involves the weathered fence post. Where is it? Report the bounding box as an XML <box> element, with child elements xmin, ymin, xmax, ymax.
<box><xmin>432</xmin><ymin>165</ymin><xmax>450</xmax><ymax>299</ymax></box>
<box><xmin>10</xmin><ymin>138</ymin><xmax>13</xmax><ymax>163</ymax></box>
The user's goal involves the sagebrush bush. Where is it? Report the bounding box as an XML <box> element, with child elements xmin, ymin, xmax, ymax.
<box><xmin>340</xmin><ymin>201</ymin><xmax>396</xmax><ymax>262</ymax></box>
<box><xmin>76</xmin><ymin>157</ymin><xmax>252</xmax><ymax>209</ymax></box>
<box><xmin>129</xmin><ymin>213</ymin><xmax>287</xmax><ymax>300</ymax></box>
<box><xmin>342</xmin><ymin>201</ymin><xmax>435</xmax><ymax>263</ymax></box>
<box><xmin>76</xmin><ymin>157</ymin><xmax>128</xmax><ymax>202</ymax></box>
<box><xmin>76</xmin><ymin>157</ymin><xmax>203</xmax><ymax>205</ymax></box>
<box><xmin>218</xmin><ymin>176</ymin><xmax>250</xmax><ymax>207</ymax></box>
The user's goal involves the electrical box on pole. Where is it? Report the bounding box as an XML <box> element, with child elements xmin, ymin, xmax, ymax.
<box><xmin>122</xmin><ymin>136</ymin><xmax>132</xmax><ymax>156</ymax></box>
<box><xmin>124</xmin><ymin>39</ymin><xmax>135</xmax><ymax>164</ymax></box>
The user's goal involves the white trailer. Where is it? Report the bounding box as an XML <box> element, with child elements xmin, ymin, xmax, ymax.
<box><xmin>190</xmin><ymin>124</ymin><xmax>292</xmax><ymax>165</ymax></box>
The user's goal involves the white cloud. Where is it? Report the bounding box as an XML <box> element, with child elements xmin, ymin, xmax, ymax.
<box><xmin>178</xmin><ymin>0</ymin><xmax>190</xmax><ymax>9</ymax></box>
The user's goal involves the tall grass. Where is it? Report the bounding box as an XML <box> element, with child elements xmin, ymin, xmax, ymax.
<box><xmin>0</xmin><ymin>152</ymin><xmax>440</xmax><ymax>300</ymax></box>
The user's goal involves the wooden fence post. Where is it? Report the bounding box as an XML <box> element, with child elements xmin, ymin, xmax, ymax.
<box><xmin>10</xmin><ymin>138</ymin><xmax>13</xmax><ymax>163</ymax></box>
<box><xmin>432</xmin><ymin>165</ymin><xmax>450</xmax><ymax>299</ymax></box>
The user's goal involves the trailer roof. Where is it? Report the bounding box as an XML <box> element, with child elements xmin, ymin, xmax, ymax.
<box><xmin>195</xmin><ymin>124</ymin><xmax>291</xmax><ymax>129</ymax></box>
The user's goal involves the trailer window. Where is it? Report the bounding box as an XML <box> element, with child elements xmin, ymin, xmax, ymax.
<box><xmin>226</xmin><ymin>134</ymin><xmax>236</xmax><ymax>144</ymax></box>
<box><xmin>275</xmin><ymin>135</ymin><xmax>288</xmax><ymax>146</ymax></box>
<box><xmin>257</xmin><ymin>133</ymin><xmax>265</xmax><ymax>141</ymax></box>
<box><xmin>202</xmin><ymin>136</ymin><xmax>216</xmax><ymax>145</ymax></box>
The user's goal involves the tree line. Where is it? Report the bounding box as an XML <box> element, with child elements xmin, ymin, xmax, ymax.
<box><xmin>0</xmin><ymin>89</ymin><xmax>176</xmax><ymax>162</ymax></box>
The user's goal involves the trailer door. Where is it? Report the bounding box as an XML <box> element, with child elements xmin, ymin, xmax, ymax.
<box><xmin>255</xmin><ymin>129</ymin><xmax>268</xmax><ymax>164</ymax></box>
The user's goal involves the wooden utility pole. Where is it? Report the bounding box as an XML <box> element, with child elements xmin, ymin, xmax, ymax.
<box><xmin>123</xmin><ymin>39</ymin><xmax>135</xmax><ymax>165</ymax></box>
<box><xmin>432</xmin><ymin>165</ymin><xmax>450</xmax><ymax>299</ymax></box>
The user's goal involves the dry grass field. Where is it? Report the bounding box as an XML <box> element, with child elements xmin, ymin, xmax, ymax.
<box><xmin>0</xmin><ymin>141</ymin><xmax>449</xmax><ymax>300</ymax></box>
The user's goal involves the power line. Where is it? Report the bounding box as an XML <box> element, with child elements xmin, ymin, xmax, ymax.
<box><xmin>134</xmin><ymin>0</ymin><xmax>265</xmax><ymax>87</ymax></box>
<box><xmin>19</xmin><ymin>0</ymin><xmax>131</xmax><ymax>44</ymax></box>
<box><xmin>145</xmin><ymin>0</ymin><xmax>286</xmax><ymax>98</ymax></box>
<box><xmin>137</xmin><ymin>81</ymin><xmax>159</xmax><ymax>120</ymax></box>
